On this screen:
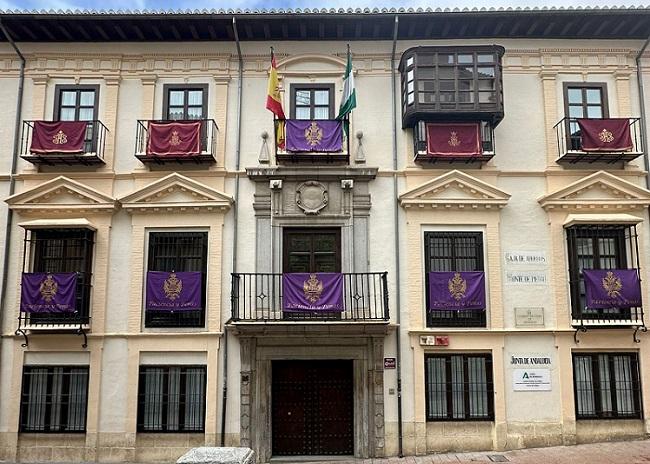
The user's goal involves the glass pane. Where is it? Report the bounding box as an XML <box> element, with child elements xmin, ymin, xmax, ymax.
<box><xmin>289</xmin><ymin>235</ymin><xmax>311</xmax><ymax>251</ymax></box>
<box><xmin>407</xmin><ymin>81</ymin><xmax>414</xmax><ymax>93</ymax></box>
<box><xmin>586</xmin><ymin>88</ymin><xmax>602</xmax><ymax>104</ymax></box>
<box><xmin>459</xmin><ymin>92</ymin><xmax>474</xmax><ymax>103</ymax></box>
<box><xmin>478</xmin><ymin>80</ymin><xmax>495</xmax><ymax>91</ymax></box>
<box><xmin>587</xmin><ymin>106</ymin><xmax>603</xmax><ymax>118</ymax></box>
<box><xmin>295</xmin><ymin>107</ymin><xmax>310</xmax><ymax>120</ymax></box>
<box><xmin>418</xmin><ymin>67</ymin><xmax>435</xmax><ymax>79</ymax></box>
<box><xmin>437</xmin><ymin>67</ymin><xmax>455</xmax><ymax>79</ymax></box>
<box><xmin>314</xmin><ymin>254</ymin><xmax>337</xmax><ymax>272</ymax></box>
<box><xmin>168</xmin><ymin>107</ymin><xmax>184</xmax><ymax>120</ymax></box>
<box><xmin>168</xmin><ymin>90</ymin><xmax>184</xmax><ymax>106</ymax></box>
<box><xmin>313</xmin><ymin>107</ymin><xmax>329</xmax><ymax>120</ymax></box>
<box><xmin>457</xmin><ymin>54</ymin><xmax>473</xmax><ymax>64</ymax></box>
<box><xmin>418</xmin><ymin>54</ymin><xmax>435</xmax><ymax>66</ymax></box>
<box><xmin>406</xmin><ymin>56</ymin><xmax>414</xmax><ymax>67</ymax></box>
<box><xmin>407</xmin><ymin>70</ymin><xmax>414</xmax><ymax>81</ymax></box>
<box><xmin>188</xmin><ymin>90</ymin><xmax>203</xmax><ymax>106</ymax></box>
<box><xmin>567</xmin><ymin>88</ymin><xmax>583</xmax><ymax>104</ymax></box>
<box><xmin>451</xmin><ymin>356</ymin><xmax>465</xmax><ymax>419</ymax></box>
<box><xmin>79</xmin><ymin>91</ymin><xmax>94</xmax><ymax>107</ymax></box>
<box><xmin>478</xmin><ymin>92</ymin><xmax>495</xmax><ymax>103</ymax></box>
<box><xmin>574</xmin><ymin>356</ymin><xmax>595</xmax><ymax>417</ymax></box>
<box><xmin>468</xmin><ymin>357</ymin><xmax>488</xmax><ymax>418</ymax></box>
<box><xmin>407</xmin><ymin>93</ymin><xmax>414</xmax><ymax>105</ymax></box>
<box><xmin>477</xmin><ymin>54</ymin><xmax>494</xmax><ymax>63</ymax></box>
<box><xmin>458</xmin><ymin>80</ymin><xmax>474</xmax><ymax>91</ymax></box>
<box><xmin>439</xmin><ymin>81</ymin><xmax>455</xmax><ymax>91</ymax></box>
<box><xmin>418</xmin><ymin>81</ymin><xmax>435</xmax><ymax>92</ymax></box>
<box><xmin>287</xmin><ymin>254</ymin><xmax>310</xmax><ymax>273</ymax></box>
<box><xmin>440</xmin><ymin>92</ymin><xmax>455</xmax><ymax>103</ymax></box>
<box><xmin>458</xmin><ymin>66</ymin><xmax>474</xmax><ymax>78</ymax></box>
<box><xmin>418</xmin><ymin>93</ymin><xmax>435</xmax><ymax>104</ymax></box>
<box><xmin>187</xmin><ymin>106</ymin><xmax>203</xmax><ymax>120</ymax></box>
<box><xmin>613</xmin><ymin>356</ymin><xmax>635</xmax><ymax>416</ymax></box>
<box><xmin>598</xmin><ymin>355</ymin><xmax>613</xmax><ymax>414</ymax></box>
<box><xmin>60</xmin><ymin>91</ymin><xmax>76</xmax><ymax>106</ymax></box>
<box><xmin>569</xmin><ymin>105</ymin><xmax>585</xmax><ymax>118</ymax></box>
<box><xmin>78</xmin><ymin>108</ymin><xmax>93</xmax><ymax>121</ymax></box>
<box><xmin>314</xmin><ymin>90</ymin><xmax>329</xmax><ymax>105</ymax></box>
<box><xmin>426</xmin><ymin>358</ymin><xmax>447</xmax><ymax>419</ymax></box>
<box><xmin>313</xmin><ymin>234</ymin><xmax>336</xmax><ymax>252</ymax></box>
<box><xmin>59</xmin><ymin>108</ymin><xmax>75</xmax><ymax>121</ymax></box>
<box><xmin>477</xmin><ymin>67</ymin><xmax>495</xmax><ymax>78</ymax></box>
<box><xmin>437</xmin><ymin>54</ymin><xmax>454</xmax><ymax>65</ymax></box>
<box><xmin>295</xmin><ymin>90</ymin><xmax>311</xmax><ymax>106</ymax></box>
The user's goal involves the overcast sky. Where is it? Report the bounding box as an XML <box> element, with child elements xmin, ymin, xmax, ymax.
<box><xmin>2</xmin><ymin>0</ymin><xmax>647</xmax><ymax>11</ymax></box>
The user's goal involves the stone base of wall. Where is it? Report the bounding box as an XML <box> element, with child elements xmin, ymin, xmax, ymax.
<box><xmin>505</xmin><ymin>422</ymin><xmax>564</xmax><ymax>449</ymax></box>
<box><xmin>16</xmin><ymin>434</ymin><xmax>90</xmax><ymax>463</ymax></box>
<box><xmin>576</xmin><ymin>420</ymin><xmax>646</xmax><ymax>444</ymax></box>
<box><xmin>426</xmin><ymin>421</ymin><xmax>494</xmax><ymax>453</ymax></box>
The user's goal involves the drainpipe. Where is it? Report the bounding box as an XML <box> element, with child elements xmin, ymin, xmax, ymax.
<box><xmin>390</xmin><ymin>14</ymin><xmax>404</xmax><ymax>459</ymax></box>
<box><xmin>219</xmin><ymin>16</ymin><xmax>243</xmax><ymax>448</ymax></box>
<box><xmin>636</xmin><ymin>34</ymin><xmax>650</xmax><ymax>190</ymax></box>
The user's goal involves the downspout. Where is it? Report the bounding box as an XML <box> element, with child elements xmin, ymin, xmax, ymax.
<box><xmin>220</xmin><ymin>16</ymin><xmax>243</xmax><ymax>447</ymax></box>
<box><xmin>636</xmin><ymin>34</ymin><xmax>650</xmax><ymax>189</ymax></box>
<box><xmin>390</xmin><ymin>14</ymin><xmax>403</xmax><ymax>459</ymax></box>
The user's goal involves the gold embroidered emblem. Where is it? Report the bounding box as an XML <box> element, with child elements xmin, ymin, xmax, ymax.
<box><xmin>304</xmin><ymin>121</ymin><xmax>323</xmax><ymax>147</ymax></box>
<box><xmin>448</xmin><ymin>272</ymin><xmax>467</xmax><ymax>301</ymax></box>
<box><xmin>39</xmin><ymin>275</ymin><xmax>58</xmax><ymax>302</ymax></box>
<box><xmin>448</xmin><ymin>131</ymin><xmax>461</xmax><ymax>147</ymax></box>
<box><xmin>303</xmin><ymin>273</ymin><xmax>324</xmax><ymax>303</ymax></box>
<box><xmin>163</xmin><ymin>273</ymin><xmax>183</xmax><ymax>300</ymax></box>
<box><xmin>169</xmin><ymin>130</ymin><xmax>182</xmax><ymax>146</ymax></box>
<box><xmin>602</xmin><ymin>271</ymin><xmax>622</xmax><ymax>298</ymax></box>
<box><xmin>598</xmin><ymin>128</ymin><xmax>614</xmax><ymax>143</ymax></box>
<box><xmin>52</xmin><ymin>130</ymin><xmax>68</xmax><ymax>145</ymax></box>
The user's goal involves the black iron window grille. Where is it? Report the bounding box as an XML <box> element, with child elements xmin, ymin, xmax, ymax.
<box><xmin>137</xmin><ymin>365</ymin><xmax>207</xmax><ymax>432</ymax></box>
<box><xmin>425</xmin><ymin>232</ymin><xmax>486</xmax><ymax>327</ymax></box>
<box><xmin>425</xmin><ymin>354</ymin><xmax>494</xmax><ymax>421</ymax></box>
<box><xmin>573</xmin><ymin>352</ymin><xmax>642</xmax><ymax>419</ymax></box>
<box><xmin>19</xmin><ymin>366</ymin><xmax>89</xmax><ymax>432</ymax></box>
<box><xmin>145</xmin><ymin>232</ymin><xmax>208</xmax><ymax>328</ymax></box>
<box><xmin>566</xmin><ymin>224</ymin><xmax>643</xmax><ymax>325</ymax></box>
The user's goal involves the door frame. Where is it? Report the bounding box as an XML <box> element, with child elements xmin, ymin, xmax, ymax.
<box><xmin>282</xmin><ymin>227</ymin><xmax>342</xmax><ymax>273</ymax></box>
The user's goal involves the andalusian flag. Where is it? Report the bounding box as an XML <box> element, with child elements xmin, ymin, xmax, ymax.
<box><xmin>337</xmin><ymin>45</ymin><xmax>356</xmax><ymax>120</ymax></box>
<box><xmin>266</xmin><ymin>48</ymin><xmax>286</xmax><ymax>149</ymax></box>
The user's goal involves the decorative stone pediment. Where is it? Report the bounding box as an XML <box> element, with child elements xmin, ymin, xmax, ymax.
<box><xmin>538</xmin><ymin>171</ymin><xmax>650</xmax><ymax>211</ymax></box>
<box><xmin>399</xmin><ymin>170</ymin><xmax>510</xmax><ymax>209</ymax></box>
<box><xmin>6</xmin><ymin>176</ymin><xmax>117</xmax><ymax>214</ymax></box>
<box><xmin>119</xmin><ymin>173</ymin><xmax>233</xmax><ymax>213</ymax></box>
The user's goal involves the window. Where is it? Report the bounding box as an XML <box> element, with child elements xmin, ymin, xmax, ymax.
<box><xmin>566</xmin><ymin>225</ymin><xmax>640</xmax><ymax>322</ymax></box>
<box><xmin>54</xmin><ymin>85</ymin><xmax>99</xmax><ymax>152</ymax></box>
<box><xmin>27</xmin><ymin>229</ymin><xmax>94</xmax><ymax>325</ymax></box>
<box><xmin>573</xmin><ymin>353</ymin><xmax>642</xmax><ymax>419</ymax></box>
<box><xmin>563</xmin><ymin>83</ymin><xmax>609</xmax><ymax>150</ymax></box>
<box><xmin>20</xmin><ymin>366</ymin><xmax>89</xmax><ymax>432</ymax></box>
<box><xmin>283</xmin><ymin>228</ymin><xmax>341</xmax><ymax>273</ymax></box>
<box><xmin>425</xmin><ymin>354</ymin><xmax>493</xmax><ymax>421</ymax></box>
<box><xmin>137</xmin><ymin>365</ymin><xmax>206</xmax><ymax>432</ymax></box>
<box><xmin>145</xmin><ymin>232</ymin><xmax>208</xmax><ymax>328</ymax></box>
<box><xmin>163</xmin><ymin>85</ymin><xmax>208</xmax><ymax>120</ymax></box>
<box><xmin>290</xmin><ymin>84</ymin><xmax>335</xmax><ymax>120</ymax></box>
<box><xmin>425</xmin><ymin>232</ymin><xmax>485</xmax><ymax>327</ymax></box>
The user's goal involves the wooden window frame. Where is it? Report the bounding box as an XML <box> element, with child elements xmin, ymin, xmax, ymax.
<box><xmin>53</xmin><ymin>84</ymin><xmax>100</xmax><ymax>121</ymax></box>
<box><xmin>162</xmin><ymin>84</ymin><xmax>209</xmax><ymax>121</ymax></box>
<box><xmin>282</xmin><ymin>228</ymin><xmax>342</xmax><ymax>274</ymax></box>
<box><xmin>289</xmin><ymin>83</ymin><xmax>335</xmax><ymax>120</ymax></box>
<box><xmin>563</xmin><ymin>82</ymin><xmax>610</xmax><ymax>120</ymax></box>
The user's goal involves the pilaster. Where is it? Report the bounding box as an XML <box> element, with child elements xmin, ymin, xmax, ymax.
<box><xmin>540</xmin><ymin>71</ymin><xmax>559</xmax><ymax>167</ymax></box>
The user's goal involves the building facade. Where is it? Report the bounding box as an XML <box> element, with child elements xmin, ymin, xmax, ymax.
<box><xmin>0</xmin><ymin>7</ymin><xmax>648</xmax><ymax>463</ymax></box>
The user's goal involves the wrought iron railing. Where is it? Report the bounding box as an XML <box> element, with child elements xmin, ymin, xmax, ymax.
<box><xmin>273</xmin><ymin>119</ymin><xmax>350</xmax><ymax>162</ymax></box>
<box><xmin>554</xmin><ymin>117</ymin><xmax>643</xmax><ymax>164</ymax></box>
<box><xmin>231</xmin><ymin>272</ymin><xmax>389</xmax><ymax>322</ymax></box>
<box><xmin>135</xmin><ymin>119</ymin><xmax>219</xmax><ymax>163</ymax></box>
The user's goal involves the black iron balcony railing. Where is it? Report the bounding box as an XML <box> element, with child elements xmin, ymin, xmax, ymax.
<box><xmin>135</xmin><ymin>119</ymin><xmax>219</xmax><ymax>165</ymax></box>
<box><xmin>274</xmin><ymin>119</ymin><xmax>350</xmax><ymax>163</ymax></box>
<box><xmin>20</xmin><ymin>120</ymin><xmax>108</xmax><ymax>166</ymax></box>
<box><xmin>412</xmin><ymin>120</ymin><xmax>495</xmax><ymax>164</ymax></box>
<box><xmin>231</xmin><ymin>272</ymin><xmax>389</xmax><ymax>322</ymax></box>
<box><xmin>554</xmin><ymin>117</ymin><xmax>643</xmax><ymax>164</ymax></box>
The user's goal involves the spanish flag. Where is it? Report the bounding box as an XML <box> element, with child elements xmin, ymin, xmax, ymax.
<box><xmin>266</xmin><ymin>49</ymin><xmax>285</xmax><ymax>149</ymax></box>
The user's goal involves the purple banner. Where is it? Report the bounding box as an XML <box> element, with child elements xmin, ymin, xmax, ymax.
<box><xmin>428</xmin><ymin>272</ymin><xmax>486</xmax><ymax>311</ymax></box>
<box><xmin>20</xmin><ymin>272</ymin><xmax>77</xmax><ymax>313</ymax></box>
<box><xmin>283</xmin><ymin>273</ymin><xmax>344</xmax><ymax>312</ymax></box>
<box><xmin>285</xmin><ymin>120</ymin><xmax>343</xmax><ymax>153</ymax></box>
<box><xmin>583</xmin><ymin>269</ymin><xmax>642</xmax><ymax>309</ymax></box>
<box><xmin>145</xmin><ymin>271</ymin><xmax>202</xmax><ymax>311</ymax></box>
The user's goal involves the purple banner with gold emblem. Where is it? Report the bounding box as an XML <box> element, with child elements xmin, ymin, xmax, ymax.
<box><xmin>147</xmin><ymin>121</ymin><xmax>202</xmax><ymax>156</ymax></box>
<box><xmin>20</xmin><ymin>272</ymin><xmax>77</xmax><ymax>313</ymax></box>
<box><xmin>426</xmin><ymin>123</ymin><xmax>482</xmax><ymax>156</ymax></box>
<box><xmin>30</xmin><ymin>121</ymin><xmax>87</xmax><ymax>154</ymax></box>
<box><xmin>145</xmin><ymin>271</ymin><xmax>202</xmax><ymax>311</ymax></box>
<box><xmin>285</xmin><ymin>120</ymin><xmax>343</xmax><ymax>153</ymax></box>
<box><xmin>577</xmin><ymin>119</ymin><xmax>633</xmax><ymax>152</ymax></box>
<box><xmin>282</xmin><ymin>273</ymin><xmax>344</xmax><ymax>312</ymax></box>
<box><xmin>583</xmin><ymin>269</ymin><xmax>642</xmax><ymax>309</ymax></box>
<box><xmin>428</xmin><ymin>271</ymin><xmax>486</xmax><ymax>311</ymax></box>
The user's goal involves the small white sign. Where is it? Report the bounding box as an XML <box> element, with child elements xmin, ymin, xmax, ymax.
<box><xmin>513</xmin><ymin>369</ymin><xmax>551</xmax><ymax>391</ymax></box>
<box><xmin>505</xmin><ymin>270</ymin><xmax>548</xmax><ymax>285</ymax></box>
<box><xmin>504</xmin><ymin>251</ymin><xmax>548</xmax><ymax>266</ymax></box>
<box><xmin>515</xmin><ymin>307</ymin><xmax>545</xmax><ymax>327</ymax></box>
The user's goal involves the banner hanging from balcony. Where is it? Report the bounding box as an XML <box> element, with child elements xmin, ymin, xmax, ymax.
<box><xmin>426</xmin><ymin>123</ymin><xmax>482</xmax><ymax>156</ymax></box>
<box><xmin>147</xmin><ymin>121</ymin><xmax>202</xmax><ymax>156</ymax></box>
<box><xmin>428</xmin><ymin>271</ymin><xmax>486</xmax><ymax>311</ymax></box>
<box><xmin>30</xmin><ymin>121</ymin><xmax>86</xmax><ymax>154</ymax></box>
<box><xmin>20</xmin><ymin>272</ymin><xmax>77</xmax><ymax>313</ymax></box>
<box><xmin>145</xmin><ymin>271</ymin><xmax>202</xmax><ymax>311</ymax></box>
<box><xmin>285</xmin><ymin>120</ymin><xmax>343</xmax><ymax>152</ymax></box>
<box><xmin>283</xmin><ymin>273</ymin><xmax>344</xmax><ymax>312</ymax></box>
<box><xmin>583</xmin><ymin>269</ymin><xmax>642</xmax><ymax>309</ymax></box>
<box><xmin>577</xmin><ymin>119</ymin><xmax>633</xmax><ymax>152</ymax></box>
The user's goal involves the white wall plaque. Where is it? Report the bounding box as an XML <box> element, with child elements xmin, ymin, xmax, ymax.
<box><xmin>504</xmin><ymin>251</ymin><xmax>548</xmax><ymax>266</ymax></box>
<box><xmin>515</xmin><ymin>307</ymin><xmax>545</xmax><ymax>327</ymax></box>
<box><xmin>505</xmin><ymin>270</ymin><xmax>548</xmax><ymax>285</ymax></box>
<box><xmin>513</xmin><ymin>369</ymin><xmax>551</xmax><ymax>391</ymax></box>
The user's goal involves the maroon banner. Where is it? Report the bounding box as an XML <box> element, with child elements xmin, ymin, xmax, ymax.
<box><xmin>30</xmin><ymin>121</ymin><xmax>86</xmax><ymax>154</ymax></box>
<box><xmin>20</xmin><ymin>272</ymin><xmax>77</xmax><ymax>313</ymax></box>
<box><xmin>426</xmin><ymin>123</ymin><xmax>482</xmax><ymax>156</ymax></box>
<box><xmin>147</xmin><ymin>121</ymin><xmax>202</xmax><ymax>156</ymax></box>
<box><xmin>577</xmin><ymin>118</ymin><xmax>633</xmax><ymax>152</ymax></box>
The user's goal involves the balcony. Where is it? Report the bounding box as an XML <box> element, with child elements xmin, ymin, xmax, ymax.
<box><xmin>135</xmin><ymin>119</ymin><xmax>218</xmax><ymax>165</ymax></box>
<box><xmin>20</xmin><ymin>120</ymin><xmax>107</xmax><ymax>166</ymax></box>
<box><xmin>274</xmin><ymin>119</ymin><xmax>350</xmax><ymax>163</ymax></box>
<box><xmin>231</xmin><ymin>272</ymin><xmax>389</xmax><ymax>322</ymax></box>
<box><xmin>554</xmin><ymin>117</ymin><xmax>644</xmax><ymax>164</ymax></box>
<box><xmin>412</xmin><ymin>120</ymin><xmax>495</xmax><ymax>164</ymax></box>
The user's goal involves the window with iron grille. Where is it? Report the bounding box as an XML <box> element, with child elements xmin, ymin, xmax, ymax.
<box><xmin>20</xmin><ymin>366</ymin><xmax>89</xmax><ymax>432</ymax></box>
<box><xmin>425</xmin><ymin>232</ymin><xmax>485</xmax><ymax>327</ymax></box>
<box><xmin>145</xmin><ymin>232</ymin><xmax>208</xmax><ymax>328</ymax></box>
<box><xmin>573</xmin><ymin>352</ymin><xmax>642</xmax><ymax>419</ymax></box>
<box><xmin>26</xmin><ymin>229</ymin><xmax>94</xmax><ymax>325</ymax></box>
<box><xmin>425</xmin><ymin>354</ymin><xmax>494</xmax><ymax>421</ymax></box>
<box><xmin>566</xmin><ymin>224</ymin><xmax>641</xmax><ymax>322</ymax></box>
<box><xmin>137</xmin><ymin>365</ymin><xmax>207</xmax><ymax>432</ymax></box>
